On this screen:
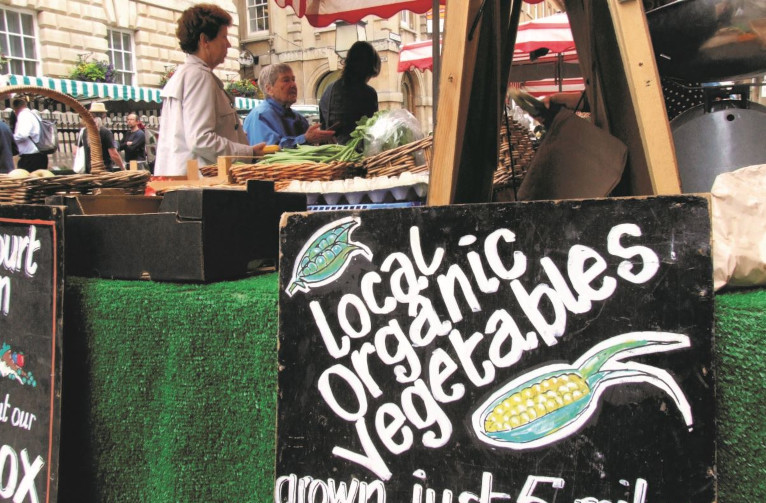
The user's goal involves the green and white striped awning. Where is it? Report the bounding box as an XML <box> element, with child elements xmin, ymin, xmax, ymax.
<box><xmin>3</xmin><ymin>74</ymin><xmax>262</xmax><ymax>111</ymax></box>
<box><xmin>4</xmin><ymin>74</ymin><xmax>163</xmax><ymax>103</ymax></box>
<box><xmin>234</xmin><ymin>96</ymin><xmax>260</xmax><ymax>111</ymax></box>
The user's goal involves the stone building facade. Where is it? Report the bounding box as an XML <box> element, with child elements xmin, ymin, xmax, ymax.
<box><xmin>237</xmin><ymin>2</ymin><xmax>434</xmax><ymax>130</ymax></box>
<box><xmin>0</xmin><ymin>0</ymin><xmax>562</xmax><ymax>131</ymax></box>
<box><xmin>236</xmin><ymin>1</ymin><xmax>561</xmax><ymax>132</ymax></box>
<box><xmin>0</xmin><ymin>0</ymin><xmax>242</xmax><ymax>88</ymax></box>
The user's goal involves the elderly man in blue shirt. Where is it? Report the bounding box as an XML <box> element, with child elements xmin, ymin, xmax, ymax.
<box><xmin>244</xmin><ymin>64</ymin><xmax>335</xmax><ymax>148</ymax></box>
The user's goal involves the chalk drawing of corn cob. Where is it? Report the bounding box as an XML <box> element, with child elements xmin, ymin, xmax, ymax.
<box><xmin>472</xmin><ymin>332</ymin><xmax>693</xmax><ymax>450</ymax></box>
<box><xmin>286</xmin><ymin>216</ymin><xmax>372</xmax><ymax>297</ymax></box>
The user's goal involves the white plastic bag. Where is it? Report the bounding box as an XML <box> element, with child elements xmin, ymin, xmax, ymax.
<box><xmin>362</xmin><ymin>109</ymin><xmax>424</xmax><ymax>157</ymax></box>
<box><xmin>711</xmin><ymin>164</ymin><xmax>766</xmax><ymax>291</ymax></box>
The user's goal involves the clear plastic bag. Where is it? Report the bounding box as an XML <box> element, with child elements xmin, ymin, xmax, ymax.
<box><xmin>363</xmin><ymin>109</ymin><xmax>424</xmax><ymax>157</ymax></box>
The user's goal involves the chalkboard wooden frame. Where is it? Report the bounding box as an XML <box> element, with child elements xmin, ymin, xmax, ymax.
<box><xmin>0</xmin><ymin>204</ymin><xmax>65</xmax><ymax>503</ymax></box>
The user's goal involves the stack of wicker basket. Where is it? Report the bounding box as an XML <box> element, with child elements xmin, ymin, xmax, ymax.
<box><xmin>197</xmin><ymin>115</ymin><xmax>537</xmax><ymax>197</ymax></box>
<box><xmin>201</xmin><ymin>160</ymin><xmax>363</xmax><ymax>189</ymax></box>
<box><xmin>363</xmin><ymin>117</ymin><xmax>537</xmax><ymax>192</ymax></box>
<box><xmin>0</xmin><ymin>171</ymin><xmax>151</xmax><ymax>204</ymax></box>
<box><xmin>0</xmin><ymin>85</ymin><xmax>151</xmax><ymax>204</ymax></box>
<box><xmin>494</xmin><ymin>118</ymin><xmax>538</xmax><ymax>191</ymax></box>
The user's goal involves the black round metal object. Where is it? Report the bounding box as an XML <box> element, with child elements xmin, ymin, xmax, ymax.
<box><xmin>671</xmin><ymin>99</ymin><xmax>766</xmax><ymax>193</ymax></box>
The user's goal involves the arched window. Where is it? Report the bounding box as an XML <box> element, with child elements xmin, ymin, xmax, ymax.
<box><xmin>316</xmin><ymin>70</ymin><xmax>342</xmax><ymax>102</ymax></box>
<box><xmin>401</xmin><ymin>73</ymin><xmax>415</xmax><ymax>113</ymax></box>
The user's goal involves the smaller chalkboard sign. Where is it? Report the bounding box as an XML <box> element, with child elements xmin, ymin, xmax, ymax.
<box><xmin>0</xmin><ymin>204</ymin><xmax>64</xmax><ymax>503</ymax></box>
<box><xmin>276</xmin><ymin>196</ymin><xmax>715</xmax><ymax>503</ymax></box>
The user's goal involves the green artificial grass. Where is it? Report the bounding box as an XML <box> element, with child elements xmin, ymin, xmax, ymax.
<box><xmin>714</xmin><ymin>288</ymin><xmax>766</xmax><ymax>503</ymax></box>
<box><xmin>57</xmin><ymin>275</ymin><xmax>765</xmax><ymax>502</ymax></box>
<box><xmin>60</xmin><ymin>273</ymin><xmax>280</xmax><ymax>503</ymax></box>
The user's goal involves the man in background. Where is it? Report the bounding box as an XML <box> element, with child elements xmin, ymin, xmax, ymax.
<box><xmin>75</xmin><ymin>102</ymin><xmax>124</xmax><ymax>172</ymax></box>
<box><xmin>12</xmin><ymin>97</ymin><xmax>47</xmax><ymax>171</ymax></box>
<box><xmin>0</xmin><ymin>121</ymin><xmax>17</xmax><ymax>173</ymax></box>
<box><xmin>118</xmin><ymin>113</ymin><xmax>146</xmax><ymax>167</ymax></box>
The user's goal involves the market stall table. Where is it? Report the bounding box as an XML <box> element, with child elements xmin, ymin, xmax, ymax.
<box><xmin>57</xmin><ymin>274</ymin><xmax>765</xmax><ymax>501</ymax></box>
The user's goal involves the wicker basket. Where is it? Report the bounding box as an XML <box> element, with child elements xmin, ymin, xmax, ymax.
<box><xmin>363</xmin><ymin>135</ymin><xmax>432</xmax><ymax>178</ymax></box>
<box><xmin>363</xmin><ymin>120</ymin><xmax>537</xmax><ymax>188</ymax></box>
<box><xmin>0</xmin><ymin>85</ymin><xmax>152</xmax><ymax>204</ymax></box>
<box><xmin>201</xmin><ymin>160</ymin><xmax>364</xmax><ymax>185</ymax></box>
<box><xmin>493</xmin><ymin>118</ymin><xmax>538</xmax><ymax>190</ymax></box>
<box><xmin>0</xmin><ymin>171</ymin><xmax>151</xmax><ymax>205</ymax></box>
<box><xmin>0</xmin><ymin>84</ymin><xmax>105</xmax><ymax>173</ymax></box>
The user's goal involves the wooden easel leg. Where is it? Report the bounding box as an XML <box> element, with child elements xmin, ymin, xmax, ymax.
<box><xmin>566</xmin><ymin>0</ymin><xmax>681</xmax><ymax>195</ymax></box>
<box><xmin>429</xmin><ymin>0</ymin><xmax>523</xmax><ymax>205</ymax></box>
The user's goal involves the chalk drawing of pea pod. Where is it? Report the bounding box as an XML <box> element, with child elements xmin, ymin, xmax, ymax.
<box><xmin>286</xmin><ymin>216</ymin><xmax>372</xmax><ymax>297</ymax></box>
<box><xmin>472</xmin><ymin>332</ymin><xmax>693</xmax><ymax>450</ymax></box>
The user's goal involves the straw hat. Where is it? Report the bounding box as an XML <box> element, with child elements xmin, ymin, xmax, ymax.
<box><xmin>89</xmin><ymin>102</ymin><xmax>108</xmax><ymax>113</ymax></box>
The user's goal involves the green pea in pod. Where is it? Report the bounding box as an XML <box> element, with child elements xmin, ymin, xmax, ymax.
<box><xmin>472</xmin><ymin>331</ymin><xmax>693</xmax><ymax>450</ymax></box>
<box><xmin>286</xmin><ymin>216</ymin><xmax>372</xmax><ymax>297</ymax></box>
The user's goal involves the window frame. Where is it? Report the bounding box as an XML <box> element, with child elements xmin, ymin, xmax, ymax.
<box><xmin>107</xmin><ymin>28</ymin><xmax>136</xmax><ymax>86</ymax></box>
<box><xmin>0</xmin><ymin>7</ymin><xmax>39</xmax><ymax>76</ymax></box>
<box><xmin>400</xmin><ymin>10</ymin><xmax>414</xmax><ymax>30</ymax></box>
<box><xmin>246</xmin><ymin>0</ymin><xmax>270</xmax><ymax>37</ymax></box>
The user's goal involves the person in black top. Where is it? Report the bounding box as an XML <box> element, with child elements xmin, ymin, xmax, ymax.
<box><xmin>118</xmin><ymin>113</ymin><xmax>146</xmax><ymax>165</ymax></box>
<box><xmin>319</xmin><ymin>41</ymin><xmax>380</xmax><ymax>145</ymax></box>
<box><xmin>0</xmin><ymin>121</ymin><xmax>18</xmax><ymax>173</ymax></box>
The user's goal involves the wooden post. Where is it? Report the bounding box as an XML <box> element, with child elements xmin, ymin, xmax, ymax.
<box><xmin>606</xmin><ymin>0</ymin><xmax>680</xmax><ymax>194</ymax></box>
<box><xmin>217</xmin><ymin>156</ymin><xmax>234</xmax><ymax>184</ymax></box>
<box><xmin>428</xmin><ymin>0</ymin><xmax>523</xmax><ymax>205</ymax></box>
<box><xmin>187</xmin><ymin>160</ymin><xmax>200</xmax><ymax>180</ymax></box>
<box><xmin>427</xmin><ymin>0</ymin><xmax>483</xmax><ymax>205</ymax></box>
<box><xmin>565</xmin><ymin>0</ymin><xmax>681</xmax><ymax>195</ymax></box>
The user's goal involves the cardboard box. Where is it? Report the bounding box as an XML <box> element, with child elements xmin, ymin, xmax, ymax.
<box><xmin>50</xmin><ymin>181</ymin><xmax>305</xmax><ymax>282</ymax></box>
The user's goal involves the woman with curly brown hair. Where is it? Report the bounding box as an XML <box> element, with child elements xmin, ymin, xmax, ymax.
<box><xmin>155</xmin><ymin>3</ymin><xmax>265</xmax><ymax>175</ymax></box>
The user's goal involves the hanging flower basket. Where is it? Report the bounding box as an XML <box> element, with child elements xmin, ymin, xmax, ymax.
<box><xmin>225</xmin><ymin>79</ymin><xmax>263</xmax><ymax>98</ymax></box>
<box><xmin>69</xmin><ymin>55</ymin><xmax>115</xmax><ymax>83</ymax></box>
<box><xmin>159</xmin><ymin>66</ymin><xmax>176</xmax><ymax>88</ymax></box>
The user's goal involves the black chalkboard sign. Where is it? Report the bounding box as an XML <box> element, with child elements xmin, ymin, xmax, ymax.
<box><xmin>277</xmin><ymin>196</ymin><xmax>715</xmax><ymax>503</ymax></box>
<box><xmin>0</xmin><ymin>205</ymin><xmax>64</xmax><ymax>503</ymax></box>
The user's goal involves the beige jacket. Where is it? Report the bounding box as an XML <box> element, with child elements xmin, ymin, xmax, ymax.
<box><xmin>155</xmin><ymin>54</ymin><xmax>251</xmax><ymax>176</ymax></box>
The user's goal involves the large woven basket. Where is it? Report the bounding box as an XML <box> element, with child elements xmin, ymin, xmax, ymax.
<box><xmin>0</xmin><ymin>86</ymin><xmax>152</xmax><ymax>204</ymax></box>
<box><xmin>0</xmin><ymin>171</ymin><xmax>151</xmax><ymax>204</ymax></box>
<box><xmin>363</xmin><ymin>120</ymin><xmax>537</xmax><ymax>190</ymax></box>
<box><xmin>201</xmin><ymin>160</ymin><xmax>363</xmax><ymax>185</ymax></box>
<box><xmin>493</xmin><ymin>118</ymin><xmax>538</xmax><ymax>190</ymax></box>
<box><xmin>363</xmin><ymin>135</ymin><xmax>432</xmax><ymax>178</ymax></box>
<box><xmin>1</xmin><ymin>85</ymin><xmax>105</xmax><ymax>173</ymax></box>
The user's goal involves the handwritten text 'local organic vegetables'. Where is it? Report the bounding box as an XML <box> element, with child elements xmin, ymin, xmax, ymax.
<box><xmin>289</xmin><ymin>217</ymin><xmax>679</xmax><ymax>480</ymax></box>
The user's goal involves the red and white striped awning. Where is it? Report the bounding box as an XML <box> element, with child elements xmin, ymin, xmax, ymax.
<box><xmin>275</xmin><ymin>0</ymin><xmax>542</xmax><ymax>27</ymax></box>
<box><xmin>514</xmin><ymin>12</ymin><xmax>575</xmax><ymax>56</ymax></box>
<box><xmin>397</xmin><ymin>12</ymin><xmax>584</xmax><ymax>96</ymax></box>
<box><xmin>397</xmin><ymin>42</ymin><xmax>578</xmax><ymax>73</ymax></box>
<box><xmin>397</xmin><ymin>39</ymin><xmax>439</xmax><ymax>73</ymax></box>
<box><xmin>399</xmin><ymin>12</ymin><xmax>579</xmax><ymax>72</ymax></box>
<box><xmin>509</xmin><ymin>78</ymin><xmax>586</xmax><ymax>98</ymax></box>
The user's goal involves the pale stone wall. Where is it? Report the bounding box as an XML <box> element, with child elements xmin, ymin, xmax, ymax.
<box><xmin>18</xmin><ymin>0</ymin><xmax>243</xmax><ymax>87</ymax></box>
